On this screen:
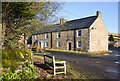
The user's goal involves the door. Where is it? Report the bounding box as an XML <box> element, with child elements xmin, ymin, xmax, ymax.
<box><xmin>68</xmin><ymin>43</ymin><xmax>71</xmax><ymax>51</ymax></box>
<box><xmin>40</xmin><ymin>41</ymin><xmax>43</xmax><ymax>49</ymax></box>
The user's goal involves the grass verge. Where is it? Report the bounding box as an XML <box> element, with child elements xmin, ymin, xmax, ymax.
<box><xmin>33</xmin><ymin>52</ymin><xmax>51</xmax><ymax>54</ymax></box>
<box><xmin>46</xmin><ymin>49</ymin><xmax>112</xmax><ymax>56</ymax></box>
<box><xmin>33</xmin><ymin>55</ymin><xmax>44</xmax><ymax>60</ymax></box>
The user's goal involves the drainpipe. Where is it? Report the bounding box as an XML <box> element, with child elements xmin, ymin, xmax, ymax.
<box><xmin>51</xmin><ymin>32</ymin><xmax>52</xmax><ymax>48</ymax></box>
<box><xmin>74</xmin><ymin>30</ymin><xmax>76</xmax><ymax>51</ymax></box>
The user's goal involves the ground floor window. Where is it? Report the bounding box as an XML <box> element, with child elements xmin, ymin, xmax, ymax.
<box><xmin>77</xmin><ymin>41</ymin><xmax>81</xmax><ymax>48</ymax></box>
<box><xmin>57</xmin><ymin>42</ymin><xmax>60</xmax><ymax>47</ymax></box>
<box><xmin>45</xmin><ymin>42</ymin><xmax>48</xmax><ymax>47</ymax></box>
<box><xmin>35</xmin><ymin>35</ymin><xmax>38</xmax><ymax>40</ymax></box>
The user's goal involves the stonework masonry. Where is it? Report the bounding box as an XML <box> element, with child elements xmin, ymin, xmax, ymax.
<box><xmin>32</xmin><ymin>29</ymin><xmax>90</xmax><ymax>52</ymax></box>
<box><xmin>32</xmin><ymin>11</ymin><xmax>108</xmax><ymax>52</ymax></box>
<box><xmin>89</xmin><ymin>12</ymin><xmax>108</xmax><ymax>51</ymax></box>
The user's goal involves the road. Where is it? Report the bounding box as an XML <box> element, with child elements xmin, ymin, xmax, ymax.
<box><xmin>35</xmin><ymin>50</ymin><xmax>119</xmax><ymax>79</ymax></box>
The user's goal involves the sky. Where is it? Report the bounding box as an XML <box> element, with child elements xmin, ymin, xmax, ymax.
<box><xmin>56</xmin><ymin>2</ymin><xmax>118</xmax><ymax>33</ymax></box>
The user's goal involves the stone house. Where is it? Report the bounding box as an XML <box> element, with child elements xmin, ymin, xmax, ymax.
<box><xmin>32</xmin><ymin>11</ymin><xmax>108</xmax><ymax>52</ymax></box>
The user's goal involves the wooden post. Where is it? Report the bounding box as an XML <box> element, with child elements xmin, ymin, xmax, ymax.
<box><xmin>24</xmin><ymin>33</ymin><xmax>27</xmax><ymax>49</ymax></box>
<box><xmin>44</xmin><ymin>53</ymin><xmax>46</xmax><ymax>65</ymax></box>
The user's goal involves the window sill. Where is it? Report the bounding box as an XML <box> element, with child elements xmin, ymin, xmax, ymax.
<box><xmin>77</xmin><ymin>36</ymin><xmax>81</xmax><ymax>37</ymax></box>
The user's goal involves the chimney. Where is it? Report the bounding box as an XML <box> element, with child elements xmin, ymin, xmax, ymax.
<box><xmin>60</xmin><ymin>18</ymin><xmax>67</xmax><ymax>25</ymax></box>
<box><xmin>96</xmin><ymin>11</ymin><xmax>102</xmax><ymax>17</ymax></box>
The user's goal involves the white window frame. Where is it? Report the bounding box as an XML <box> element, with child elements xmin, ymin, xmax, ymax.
<box><xmin>57</xmin><ymin>32</ymin><xmax>60</xmax><ymax>38</ymax></box>
<box><xmin>45</xmin><ymin>42</ymin><xmax>48</xmax><ymax>47</ymax></box>
<box><xmin>77</xmin><ymin>30</ymin><xmax>82</xmax><ymax>37</ymax></box>
<box><xmin>77</xmin><ymin>41</ymin><xmax>81</xmax><ymax>48</ymax></box>
<box><xmin>35</xmin><ymin>35</ymin><xmax>38</xmax><ymax>40</ymax></box>
<box><xmin>45</xmin><ymin>34</ymin><xmax>48</xmax><ymax>39</ymax></box>
<box><xmin>57</xmin><ymin>42</ymin><xmax>60</xmax><ymax>47</ymax></box>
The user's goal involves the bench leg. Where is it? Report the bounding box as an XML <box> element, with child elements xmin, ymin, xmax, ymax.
<box><xmin>64</xmin><ymin>63</ymin><xmax>66</xmax><ymax>74</ymax></box>
<box><xmin>54</xmin><ymin>68</ymin><xmax>56</xmax><ymax>75</ymax></box>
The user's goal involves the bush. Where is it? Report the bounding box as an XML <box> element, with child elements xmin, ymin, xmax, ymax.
<box><xmin>109</xmin><ymin>34</ymin><xmax>114</xmax><ymax>41</ymax></box>
<box><xmin>2</xmin><ymin>49</ymin><xmax>38</xmax><ymax>79</ymax></box>
<box><xmin>2</xmin><ymin>49</ymin><xmax>32</xmax><ymax>69</ymax></box>
<box><xmin>2</xmin><ymin>63</ymin><xmax>38</xmax><ymax>79</ymax></box>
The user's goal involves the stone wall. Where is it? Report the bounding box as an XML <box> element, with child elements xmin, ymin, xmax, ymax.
<box><xmin>89</xmin><ymin>12</ymin><xmax>108</xmax><ymax>51</ymax></box>
<box><xmin>32</xmin><ymin>33</ymin><xmax>52</xmax><ymax>49</ymax></box>
<box><xmin>32</xmin><ymin>29</ymin><xmax>89</xmax><ymax>51</ymax></box>
<box><xmin>52</xmin><ymin>30</ymin><xmax>74</xmax><ymax>50</ymax></box>
<box><xmin>76</xmin><ymin>28</ymin><xmax>89</xmax><ymax>51</ymax></box>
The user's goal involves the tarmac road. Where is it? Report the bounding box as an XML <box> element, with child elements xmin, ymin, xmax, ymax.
<box><xmin>40</xmin><ymin>50</ymin><xmax>119</xmax><ymax>79</ymax></box>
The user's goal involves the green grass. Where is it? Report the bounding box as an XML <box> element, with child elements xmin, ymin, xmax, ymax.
<box><xmin>33</xmin><ymin>55</ymin><xmax>44</xmax><ymax>60</ymax></box>
<box><xmin>34</xmin><ymin>52</ymin><xmax>51</xmax><ymax>54</ymax></box>
<box><xmin>46</xmin><ymin>49</ymin><xmax>112</xmax><ymax>56</ymax></box>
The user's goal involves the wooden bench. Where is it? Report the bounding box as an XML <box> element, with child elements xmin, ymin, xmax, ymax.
<box><xmin>44</xmin><ymin>53</ymin><xmax>66</xmax><ymax>75</ymax></box>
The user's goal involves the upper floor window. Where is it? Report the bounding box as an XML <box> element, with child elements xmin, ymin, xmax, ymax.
<box><xmin>45</xmin><ymin>42</ymin><xmax>48</xmax><ymax>47</ymax></box>
<box><xmin>77</xmin><ymin>30</ymin><xmax>81</xmax><ymax>37</ymax></box>
<box><xmin>45</xmin><ymin>34</ymin><xmax>48</xmax><ymax>39</ymax></box>
<box><xmin>57</xmin><ymin>32</ymin><xmax>60</xmax><ymax>38</ymax></box>
<box><xmin>77</xmin><ymin>41</ymin><xmax>81</xmax><ymax>48</ymax></box>
<box><xmin>57</xmin><ymin>42</ymin><xmax>60</xmax><ymax>47</ymax></box>
<box><xmin>35</xmin><ymin>35</ymin><xmax>38</xmax><ymax>40</ymax></box>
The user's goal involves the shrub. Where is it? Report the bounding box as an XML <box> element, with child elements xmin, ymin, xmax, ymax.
<box><xmin>2</xmin><ymin>49</ymin><xmax>38</xmax><ymax>79</ymax></box>
<box><xmin>109</xmin><ymin>34</ymin><xmax>114</xmax><ymax>41</ymax></box>
<box><xmin>2</xmin><ymin>49</ymin><xmax>32</xmax><ymax>69</ymax></box>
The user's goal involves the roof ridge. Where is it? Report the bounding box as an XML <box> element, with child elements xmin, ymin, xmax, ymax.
<box><xmin>67</xmin><ymin>15</ymin><xmax>97</xmax><ymax>22</ymax></box>
<box><xmin>51</xmin><ymin>15</ymin><xmax>97</xmax><ymax>25</ymax></box>
<box><xmin>33</xmin><ymin>15</ymin><xmax>97</xmax><ymax>35</ymax></box>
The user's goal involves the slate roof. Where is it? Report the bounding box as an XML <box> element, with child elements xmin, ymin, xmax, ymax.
<box><xmin>33</xmin><ymin>16</ymin><xmax>97</xmax><ymax>35</ymax></box>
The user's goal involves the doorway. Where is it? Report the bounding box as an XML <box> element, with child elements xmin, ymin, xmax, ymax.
<box><xmin>40</xmin><ymin>41</ymin><xmax>43</xmax><ymax>49</ymax></box>
<box><xmin>68</xmin><ymin>42</ymin><xmax>72</xmax><ymax>51</ymax></box>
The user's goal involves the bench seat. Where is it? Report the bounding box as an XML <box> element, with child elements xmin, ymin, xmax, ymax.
<box><xmin>44</xmin><ymin>54</ymin><xmax>66</xmax><ymax>75</ymax></box>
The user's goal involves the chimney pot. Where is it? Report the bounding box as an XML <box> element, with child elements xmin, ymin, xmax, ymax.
<box><xmin>97</xmin><ymin>11</ymin><xmax>102</xmax><ymax>17</ymax></box>
<box><xmin>60</xmin><ymin>18</ymin><xmax>67</xmax><ymax>25</ymax></box>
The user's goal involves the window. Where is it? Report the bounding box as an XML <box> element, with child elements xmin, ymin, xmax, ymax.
<box><xmin>77</xmin><ymin>41</ymin><xmax>81</xmax><ymax>48</ymax></box>
<box><xmin>45</xmin><ymin>42</ymin><xmax>48</xmax><ymax>47</ymax></box>
<box><xmin>77</xmin><ymin>30</ymin><xmax>81</xmax><ymax>37</ymax></box>
<box><xmin>57</xmin><ymin>32</ymin><xmax>60</xmax><ymax>38</ymax></box>
<box><xmin>57</xmin><ymin>42</ymin><xmax>60</xmax><ymax>47</ymax></box>
<box><xmin>45</xmin><ymin>34</ymin><xmax>48</xmax><ymax>39</ymax></box>
<box><xmin>35</xmin><ymin>35</ymin><xmax>38</xmax><ymax>40</ymax></box>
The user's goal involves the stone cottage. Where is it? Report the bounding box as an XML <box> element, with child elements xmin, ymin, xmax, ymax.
<box><xmin>32</xmin><ymin>11</ymin><xmax>108</xmax><ymax>52</ymax></box>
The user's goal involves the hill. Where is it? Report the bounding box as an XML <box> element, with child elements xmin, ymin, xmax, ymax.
<box><xmin>108</xmin><ymin>33</ymin><xmax>120</xmax><ymax>41</ymax></box>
